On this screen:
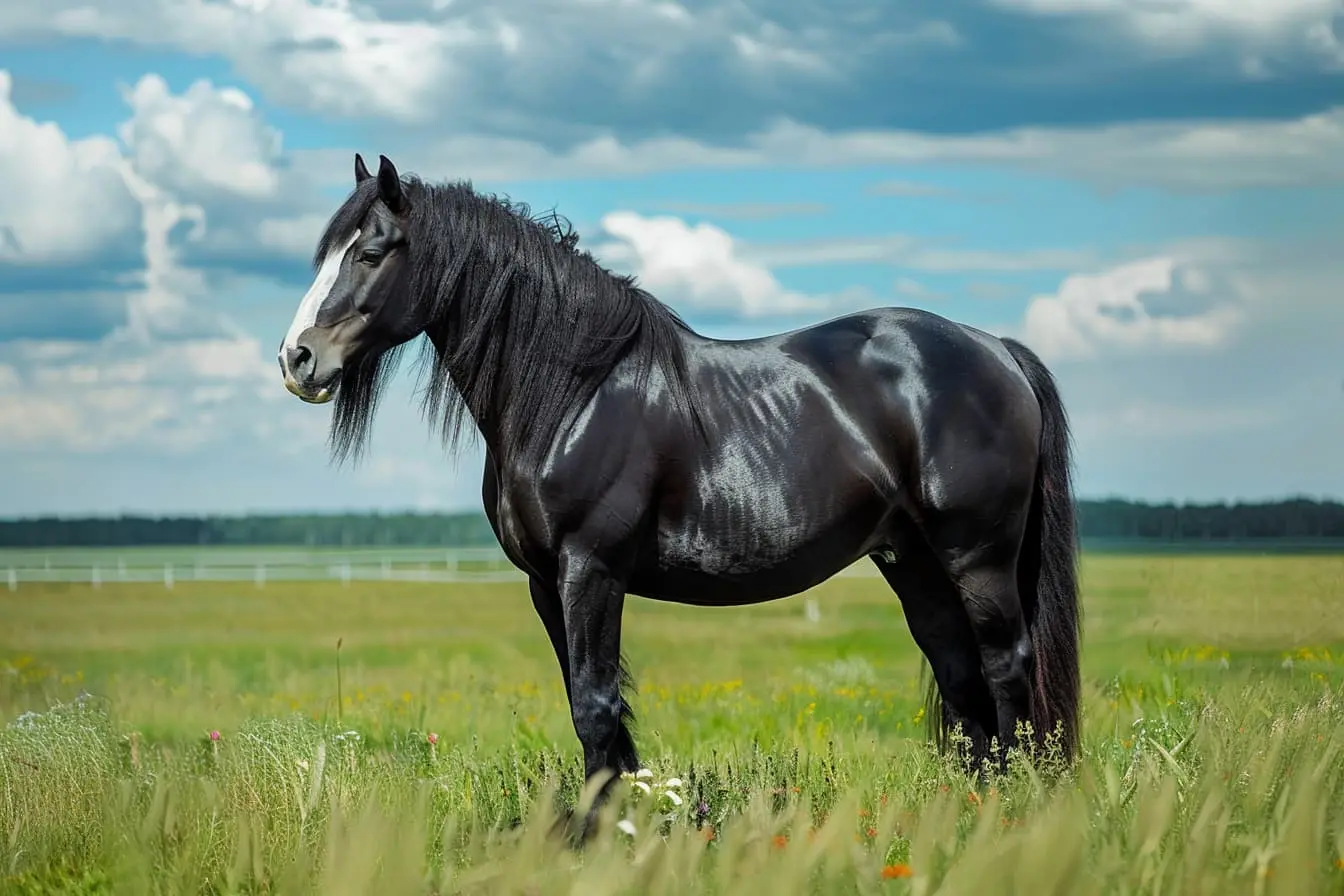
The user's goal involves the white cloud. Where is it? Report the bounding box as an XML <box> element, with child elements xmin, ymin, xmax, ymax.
<box><xmin>1014</xmin><ymin>236</ymin><xmax>1344</xmax><ymax>501</ymax></box>
<box><xmin>0</xmin><ymin>71</ymin><xmax>139</xmax><ymax>267</ymax></box>
<box><xmin>1020</xmin><ymin>256</ymin><xmax>1244</xmax><ymax>361</ymax></box>
<box><xmin>118</xmin><ymin>74</ymin><xmax>284</xmax><ymax>200</ymax></box>
<box><xmin>0</xmin><ymin>1</ymin><xmax>473</xmax><ymax>124</ymax></box>
<box><xmin>0</xmin><ymin>333</ymin><xmax>280</xmax><ymax>453</ymax></box>
<box><xmin>596</xmin><ymin>211</ymin><xmax>826</xmax><ymax>317</ymax></box>
<box><xmin>0</xmin><ymin>71</ymin><xmax>287</xmax><ymax>454</ymax></box>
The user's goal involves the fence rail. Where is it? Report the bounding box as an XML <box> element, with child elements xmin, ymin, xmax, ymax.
<box><xmin>0</xmin><ymin>545</ymin><xmax>888</xmax><ymax>590</ymax></box>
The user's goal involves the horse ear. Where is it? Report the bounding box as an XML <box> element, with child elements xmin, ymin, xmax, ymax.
<box><xmin>354</xmin><ymin>153</ymin><xmax>371</xmax><ymax>184</ymax></box>
<box><xmin>377</xmin><ymin>154</ymin><xmax>406</xmax><ymax>214</ymax></box>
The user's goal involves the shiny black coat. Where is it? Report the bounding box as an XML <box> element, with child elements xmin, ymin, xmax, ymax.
<box><xmin>282</xmin><ymin>156</ymin><xmax>1082</xmax><ymax>837</ymax></box>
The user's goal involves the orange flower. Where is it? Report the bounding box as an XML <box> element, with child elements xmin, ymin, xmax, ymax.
<box><xmin>772</xmin><ymin>834</ymin><xmax>788</xmax><ymax>850</ymax></box>
<box><xmin>702</xmin><ymin>826</ymin><xmax>716</xmax><ymax>842</ymax></box>
<box><xmin>1335</xmin><ymin>858</ymin><xmax>1344</xmax><ymax>870</ymax></box>
<box><xmin>882</xmin><ymin>864</ymin><xmax>913</xmax><ymax>879</ymax></box>
<box><xmin>866</xmin><ymin>827</ymin><xmax>878</xmax><ymax>839</ymax></box>
<box><xmin>967</xmin><ymin>791</ymin><xmax>982</xmax><ymax>806</ymax></box>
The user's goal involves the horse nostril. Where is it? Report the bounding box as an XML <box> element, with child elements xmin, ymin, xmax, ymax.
<box><xmin>285</xmin><ymin>344</ymin><xmax>314</xmax><ymax>378</ymax></box>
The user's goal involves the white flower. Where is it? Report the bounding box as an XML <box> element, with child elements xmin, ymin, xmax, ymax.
<box><xmin>664</xmin><ymin>777</ymin><xmax>683</xmax><ymax>789</ymax></box>
<box><xmin>635</xmin><ymin>768</ymin><xmax>654</xmax><ymax>779</ymax></box>
<box><xmin>632</xmin><ymin>781</ymin><xmax>652</xmax><ymax>795</ymax></box>
<box><xmin>663</xmin><ymin>790</ymin><xmax>683</xmax><ymax>807</ymax></box>
<box><xmin>616</xmin><ymin>818</ymin><xmax>638</xmax><ymax>837</ymax></box>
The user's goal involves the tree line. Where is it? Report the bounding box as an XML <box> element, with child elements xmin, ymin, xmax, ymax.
<box><xmin>1</xmin><ymin>498</ymin><xmax>1343</xmax><ymax>548</ymax></box>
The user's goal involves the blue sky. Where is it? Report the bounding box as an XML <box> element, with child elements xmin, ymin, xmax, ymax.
<box><xmin>2</xmin><ymin>0</ymin><xmax>1343</xmax><ymax>516</ymax></box>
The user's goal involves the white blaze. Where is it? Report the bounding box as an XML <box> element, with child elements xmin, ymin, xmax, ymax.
<box><xmin>282</xmin><ymin>230</ymin><xmax>360</xmax><ymax>354</ymax></box>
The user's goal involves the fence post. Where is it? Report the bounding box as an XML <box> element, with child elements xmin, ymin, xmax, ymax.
<box><xmin>91</xmin><ymin>565</ymin><xmax>101</xmax><ymax>589</ymax></box>
<box><xmin>340</xmin><ymin>562</ymin><xmax>351</xmax><ymax>586</ymax></box>
<box><xmin>6</xmin><ymin>568</ymin><xmax>15</xmax><ymax>592</ymax></box>
<box><xmin>164</xmin><ymin>564</ymin><xmax>174</xmax><ymax>590</ymax></box>
<box><xmin>254</xmin><ymin>564</ymin><xmax>266</xmax><ymax>589</ymax></box>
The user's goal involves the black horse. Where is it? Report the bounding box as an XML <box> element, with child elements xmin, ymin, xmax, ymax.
<box><xmin>278</xmin><ymin>154</ymin><xmax>1082</xmax><ymax>818</ymax></box>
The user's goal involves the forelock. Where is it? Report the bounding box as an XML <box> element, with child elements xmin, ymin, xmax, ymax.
<box><xmin>314</xmin><ymin>180</ymin><xmax>379</xmax><ymax>268</ymax></box>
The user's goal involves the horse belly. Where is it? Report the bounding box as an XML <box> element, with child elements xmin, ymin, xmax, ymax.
<box><xmin>636</xmin><ymin>455</ymin><xmax>893</xmax><ymax>604</ymax></box>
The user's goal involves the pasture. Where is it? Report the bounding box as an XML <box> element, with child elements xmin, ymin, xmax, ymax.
<box><xmin>2</xmin><ymin>550</ymin><xmax>1343</xmax><ymax>894</ymax></box>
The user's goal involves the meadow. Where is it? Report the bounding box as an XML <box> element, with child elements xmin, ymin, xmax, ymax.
<box><xmin>2</xmin><ymin>551</ymin><xmax>1343</xmax><ymax>894</ymax></box>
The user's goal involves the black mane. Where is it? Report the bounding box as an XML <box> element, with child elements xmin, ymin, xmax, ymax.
<box><xmin>319</xmin><ymin>175</ymin><xmax>706</xmax><ymax>464</ymax></box>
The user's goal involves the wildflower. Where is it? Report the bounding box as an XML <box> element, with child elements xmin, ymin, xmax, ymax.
<box><xmin>427</xmin><ymin>732</ymin><xmax>439</xmax><ymax>746</ymax></box>
<box><xmin>664</xmin><ymin>777</ymin><xmax>683</xmax><ymax>788</ymax></box>
<box><xmin>209</xmin><ymin>730</ymin><xmax>220</xmax><ymax>742</ymax></box>
<box><xmin>635</xmin><ymin>768</ymin><xmax>654</xmax><ymax>779</ymax></box>
<box><xmin>772</xmin><ymin>834</ymin><xmax>788</xmax><ymax>850</ymax></box>
<box><xmin>663</xmin><ymin>790</ymin><xmax>683</xmax><ymax>807</ymax></box>
<box><xmin>882</xmin><ymin>864</ymin><xmax>913</xmax><ymax>879</ymax></box>
<box><xmin>616</xmin><ymin>818</ymin><xmax>637</xmax><ymax>838</ymax></box>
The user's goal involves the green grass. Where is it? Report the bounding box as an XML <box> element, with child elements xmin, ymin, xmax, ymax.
<box><xmin>3</xmin><ymin>553</ymin><xmax>1344</xmax><ymax>893</ymax></box>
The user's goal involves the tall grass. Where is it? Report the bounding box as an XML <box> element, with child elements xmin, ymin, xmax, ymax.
<box><xmin>3</xmin><ymin>555</ymin><xmax>1344</xmax><ymax>892</ymax></box>
<box><xmin>3</xmin><ymin>674</ymin><xmax>1342</xmax><ymax>893</ymax></box>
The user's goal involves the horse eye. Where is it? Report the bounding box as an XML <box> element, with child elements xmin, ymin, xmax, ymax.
<box><xmin>358</xmin><ymin>249</ymin><xmax>384</xmax><ymax>265</ymax></box>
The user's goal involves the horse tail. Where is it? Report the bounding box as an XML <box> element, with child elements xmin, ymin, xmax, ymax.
<box><xmin>1001</xmin><ymin>336</ymin><xmax>1082</xmax><ymax>759</ymax></box>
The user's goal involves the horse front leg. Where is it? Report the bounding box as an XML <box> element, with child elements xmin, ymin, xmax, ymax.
<box><xmin>557</xmin><ymin>549</ymin><xmax>639</xmax><ymax>835</ymax></box>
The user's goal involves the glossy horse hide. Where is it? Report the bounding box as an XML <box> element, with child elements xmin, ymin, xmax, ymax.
<box><xmin>277</xmin><ymin>154</ymin><xmax>1083</xmax><ymax>830</ymax></box>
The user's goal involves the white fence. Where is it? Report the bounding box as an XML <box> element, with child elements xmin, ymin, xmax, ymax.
<box><xmin>1</xmin><ymin>545</ymin><xmax>885</xmax><ymax>591</ymax></box>
<box><xmin>0</xmin><ymin>546</ymin><xmax>527</xmax><ymax>589</ymax></box>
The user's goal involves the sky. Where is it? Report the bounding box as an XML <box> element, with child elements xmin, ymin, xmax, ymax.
<box><xmin>1</xmin><ymin>0</ymin><xmax>1343</xmax><ymax>517</ymax></box>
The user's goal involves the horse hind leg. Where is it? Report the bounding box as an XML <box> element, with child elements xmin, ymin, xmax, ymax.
<box><xmin>872</xmin><ymin>541</ymin><xmax>996</xmax><ymax>766</ymax></box>
<box><xmin>933</xmin><ymin>539</ymin><xmax>1035</xmax><ymax>766</ymax></box>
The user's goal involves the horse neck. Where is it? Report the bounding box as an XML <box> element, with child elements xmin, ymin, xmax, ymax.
<box><xmin>424</xmin><ymin>271</ymin><xmax>584</xmax><ymax>467</ymax></box>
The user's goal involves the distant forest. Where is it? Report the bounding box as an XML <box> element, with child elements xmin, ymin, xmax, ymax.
<box><xmin>1</xmin><ymin>498</ymin><xmax>1343</xmax><ymax>548</ymax></box>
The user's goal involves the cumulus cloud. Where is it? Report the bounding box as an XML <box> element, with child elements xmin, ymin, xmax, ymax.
<box><xmin>0</xmin><ymin>71</ymin><xmax>288</xmax><ymax>455</ymax></box>
<box><xmin>1013</xmin><ymin>236</ymin><xmax>1344</xmax><ymax>500</ymax></box>
<box><xmin>1020</xmin><ymin>256</ymin><xmax>1244</xmax><ymax>361</ymax></box>
<box><xmin>118</xmin><ymin>74</ymin><xmax>284</xmax><ymax>201</ymax></box>
<box><xmin>0</xmin><ymin>71</ymin><xmax>140</xmax><ymax>271</ymax></box>
<box><xmin>596</xmin><ymin>211</ymin><xmax>826</xmax><ymax>317</ymax></box>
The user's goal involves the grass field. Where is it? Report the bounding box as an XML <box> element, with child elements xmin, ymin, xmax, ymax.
<box><xmin>3</xmin><ymin>552</ymin><xmax>1343</xmax><ymax>893</ymax></box>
